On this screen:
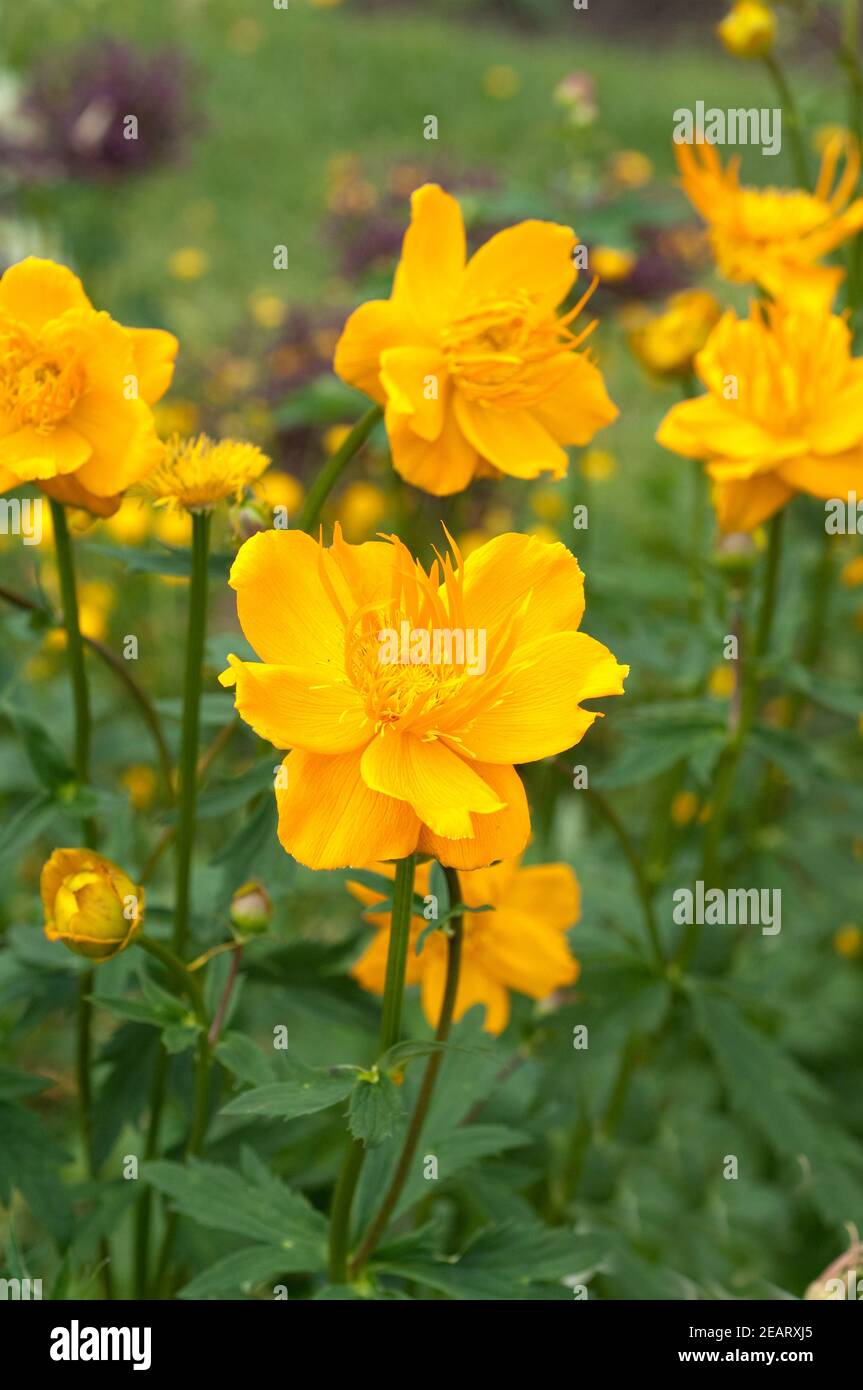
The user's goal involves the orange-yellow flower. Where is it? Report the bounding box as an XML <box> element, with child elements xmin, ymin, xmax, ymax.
<box><xmin>349</xmin><ymin>857</ymin><xmax>580</xmax><ymax>1033</ymax></box>
<box><xmin>626</xmin><ymin>289</ymin><xmax>722</xmax><ymax>379</ymax></box>
<box><xmin>675</xmin><ymin>137</ymin><xmax>863</xmax><ymax>309</ymax></box>
<box><xmin>656</xmin><ymin>300</ymin><xmax>863</xmax><ymax>532</ymax></box>
<box><xmin>41</xmin><ymin>848</ymin><xmax>143</xmax><ymax>962</ymax></box>
<box><xmin>136</xmin><ymin>433</ymin><xmax>270</xmax><ymax>511</ymax></box>
<box><xmin>717</xmin><ymin>1</ymin><xmax>776</xmax><ymax>60</ymax></box>
<box><xmin>220</xmin><ymin>527</ymin><xmax>627</xmax><ymax>870</ymax></box>
<box><xmin>0</xmin><ymin>258</ymin><xmax>177</xmax><ymax>516</ymax></box>
<box><xmin>334</xmin><ymin>185</ymin><xmax>617</xmax><ymax>495</ymax></box>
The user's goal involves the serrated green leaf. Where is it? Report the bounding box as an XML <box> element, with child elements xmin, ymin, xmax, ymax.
<box><xmin>348</xmin><ymin>1072</ymin><xmax>403</xmax><ymax>1147</ymax></box>
<box><xmin>220</xmin><ymin>1062</ymin><xmax>355</xmax><ymax>1120</ymax></box>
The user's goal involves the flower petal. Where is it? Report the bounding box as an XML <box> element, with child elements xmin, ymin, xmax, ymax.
<box><xmin>455</xmin><ymin>395</ymin><xmax>568</xmax><ymax>479</ymax></box>
<box><xmin>228</xmin><ymin>529</ymin><xmax>351</xmax><ymax>669</ymax></box>
<box><xmin>474</xmin><ymin>907</ymin><xmax>579</xmax><ymax>999</ymax></box>
<box><xmin>221</xmin><ymin>655</ymin><xmax>371</xmax><ymax>753</ymax></box>
<box><xmin>710</xmin><ymin>473</ymin><xmax>793</xmax><ymax>532</ymax></box>
<box><xmin>0</xmin><ymin>425</ymin><xmax>91</xmax><ymax>480</ymax></box>
<box><xmin>334</xmin><ymin>298</ymin><xmax>421</xmax><ymax>401</ymax></box>
<box><xmin>275</xmin><ymin>749</ymin><xmax>420</xmax><ymax>869</ymax></box>
<box><xmin>506</xmin><ymin>863</ymin><xmax>580</xmax><ymax>931</ymax></box>
<box><xmin>397</xmin><ymin>184</ymin><xmax>466</xmax><ymax>329</ymax></box>
<box><xmin>417</xmin><ymin>761</ymin><xmax>530</xmax><ymax>870</ymax></box>
<box><xmin>462</xmin><ymin>220</ymin><xmax>575</xmax><ymax>315</ymax></box>
<box><xmin>128</xmin><ymin>327</ymin><xmax>179</xmax><ymax>404</ymax></box>
<box><xmin>379</xmin><ymin>345</ymin><xmax>447</xmax><ymax>441</ymax></box>
<box><xmin>461</xmin><ymin>533</ymin><xmax>586</xmax><ymax>643</ymax></box>
<box><xmin>360</xmin><ymin>731</ymin><xmax>505</xmax><ymax>838</ymax></box>
<box><xmin>387</xmin><ymin>399</ymin><xmax>477</xmax><ymax>495</ymax></box>
<box><xmin>532</xmin><ymin>354</ymin><xmax>619</xmax><ymax>446</ymax></box>
<box><xmin>0</xmin><ymin>257</ymin><xmax>91</xmax><ymax>330</ymax></box>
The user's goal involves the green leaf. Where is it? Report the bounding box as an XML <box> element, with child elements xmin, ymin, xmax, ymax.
<box><xmin>0</xmin><ymin>1101</ymin><xmax>71</xmax><ymax>1238</ymax></box>
<box><xmin>0</xmin><ymin>1066</ymin><xmax>52</xmax><ymax>1100</ymax></box>
<box><xmin>144</xmin><ymin>1155</ymin><xmax>327</xmax><ymax>1265</ymax></box>
<box><xmin>0</xmin><ymin>793</ymin><xmax>56</xmax><ymax>865</ymax></box>
<box><xmin>784</xmin><ymin>663</ymin><xmax>863</xmax><ymax>720</ymax></box>
<box><xmin>374</xmin><ymin>1221</ymin><xmax>587</xmax><ymax>1300</ymax></box>
<box><xmin>220</xmin><ymin>1060</ymin><xmax>355</xmax><ymax>1120</ymax></box>
<box><xmin>348</xmin><ymin>1072</ymin><xmax>403</xmax><ymax>1147</ymax></box>
<box><xmin>215</xmin><ymin>1032</ymin><xmax>277</xmax><ymax>1087</ymax></box>
<box><xmin>1</xmin><ymin>702</ymin><xmax>72</xmax><ymax>791</ymax></box>
<box><xmin>90</xmin><ymin>542</ymin><xmax>232</xmax><ymax>580</ymax></box>
<box><xmin>179</xmin><ymin>1246</ymin><xmax>295</xmax><ymax>1299</ymax></box>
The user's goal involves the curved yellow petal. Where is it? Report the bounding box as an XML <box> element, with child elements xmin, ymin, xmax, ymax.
<box><xmin>455</xmin><ymin>395</ymin><xmax>568</xmax><ymax>480</ymax></box>
<box><xmin>417</xmin><ymin>761</ymin><xmax>529</xmax><ymax>870</ymax></box>
<box><xmin>0</xmin><ymin>257</ymin><xmax>91</xmax><ymax>330</ymax></box>
<box><xmin>334</xmin><ymin>297</ymin><xmax>420</xmax><ymax>401</ymax></box>
<box><xmin>462</xmin><ymin>220</ymin><xmax>575</xmax><ymax>315</ymax></box>
<box><xmin>778</xmin><ymin>451</ymin><xmax>863</xmax><ymax>500</ymax></box>
<box><xmin>228</xmin><ymin>529</ymin><xmax>351</xmax><ymax>669</ymax></box>
<box><xmin>449</xmin><ymin>956</ymin><xmax>510</xmax><ymax>1033</ymax></box>
<box><xmin>0</xmin><ymin>424</ymin><xmax>91</xmax><ymax>480</ymax></box>
<box><xmin>379</xmin><ymin>345</ymin><xmax>447</xmax><ymax>441</ymax></box>
<box><xmin>360</xmin><ymin>731</ymin><xmax>505</xmax><ymax>839</ymax></box>
<box><xmin>387</xmin><ymin>399</ymin><xmax>477</xmax><ymax>495</ymax></box>
<box><xmin>711</xmin><ymin>473</ymin><xmax>793</xmax><ymax>532</ymax></box>
<box><xmin>474</xmin><ymin>907</ymin><xmax>579</xmax><ymax>999</ymax></box>
<box><xmin>532</xmin><ymin>353</ymin><xmax>619</xmax><ymax>446</ymax></box>
<box><xmin>275</xmin><ymin>749</ymin><xmax>420</xmax><ymax>869</ymax></box>
<box><xmin>462</xmin><ymin>533</ymin><xmax>585</xmax><ymax>643</ymax></box>
<box><xmin>507</xmin><ymin>863</ymin><xmax>580</xmax><ymax>931</ymax></box>
<box><xmin>128</xmin><ymin>327</ymin><xmax>179</xmax><ymax>404</ymax></box>
<box><xmin>222</xmin><ymin>655</ymin><xmax>371</xmax><ymax>753</ymax></box>
<box><xmin>397</xmin><ymin>184</ymin><xmax>466</xmax><ymax>329</ymax></box>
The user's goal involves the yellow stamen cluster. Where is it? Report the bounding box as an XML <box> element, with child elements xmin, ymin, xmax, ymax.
<box><xmin>137</xmin><ymin>433</ymin><xmax>270</xmax><ymax>511</ymax></box>
<box><xmin>0</xmin><ymin>317</ymin><xmax>85</xmax><ymax>433</ymax></box>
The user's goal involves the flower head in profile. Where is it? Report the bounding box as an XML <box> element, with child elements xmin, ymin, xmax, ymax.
<box><xmin>717</xmin><ymin>2</ymin><xmax>776</xmax><ymax>60</ymax></box>
<box><xmin>41</xmin><ymin>847</ymin><xmax>143</xmax><ymax>962</ymax></box>
<box><xmin>334</xmin><ymin>184</ymin><xmax>618</xmax><ymax>495</ymax></box>
<box><xmin>626</xmin><ymin>288</ymin><xmax>721</xmax><ymax>379</ymax></box>
<box><xmin>220</xmin><ymin>526</ymin><xmax>627</xmax><ymax>870</ymax></box>
<box><xmin>656</xmin><ymin>300</ymin><xmax>863</xmax><ymax>532</ymax></box>
<box><xmin>0</xmin><ymin>258</ymin><xmax>177</xmax><ymax>516</ymax></box>
<box><xmin>350</xmin><ymin>856</ymin><xmax>580</xmax><ymax>1034</ymax></box>
<box><xmin>136</xmin><ymin>433</ymin><xmax>270</xmax><ymax>511</ymax></box>
<box><xmin>675</xmin><ymin>135</ymin><xmax>863</xmax><ymax>309</ymax></box>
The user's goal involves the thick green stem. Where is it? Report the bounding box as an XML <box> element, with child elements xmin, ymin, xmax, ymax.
<box><xmin>328</xmin><ymin>853</ymin><xmax>416</xmax><ymax>1283</ymax></box>
<box><xmin>680</xmin><ymin>513</ymin><xmax>784</xmax><ymax>966</ymax></box>
<box><xmin>298</xmin><ymin>404</ymin><xmax>382</xmax><ymax>533</ymax></box>
<box><xmin>173</xmin><ymin>510</ymin><xmax>211</xmax><ymax>959</ymax></box>
<box><xmin>136</xmin><ymin>933</ymin><xmax>207</xmax><ymax>1023</ymax></box>
<box><xmin>350</xmin><ymin>865</ymin><xmax>464</xmax><ymax>1274</ymax></box>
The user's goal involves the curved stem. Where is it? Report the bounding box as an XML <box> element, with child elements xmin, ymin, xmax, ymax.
<box><xmin>328</xmin><ymin>852</ymin><xmax>416</xmax><ymax>1283</ymax></box>
<box><xmin>762</xmin><ymin>54</ymin><xmax>809</xmax><ymax>188</ymax></box>
<box><xmin>136</xmin><ymin>933</ymin><xmax>207</xmax><ymax>1023</ymax></box>
<box><xmin>173</xmin><ymin>509</ymin><xmax>211</xmax><ymax>959</ymax></box>
<box><xmin>585</xmin><ymin>786</ymin><xmax>664</xmax><ymax>970</ymax></box>
<box><xmin>298</xmin><ymin>404</ymin><xmax>382</xmax><ymax>533</ymax></box>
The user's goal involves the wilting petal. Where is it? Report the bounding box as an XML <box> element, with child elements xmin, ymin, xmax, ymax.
<box><xmin>360</xmin><ymin>731</ymin><xmax>505</xmax><ymax>839</ymax></box>
<box><xmin>275</xmin><ymin>749</ymin><xmax>420</xmax><ymax>869</ymax></box>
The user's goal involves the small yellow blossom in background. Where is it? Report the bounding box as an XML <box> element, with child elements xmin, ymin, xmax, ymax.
<box><xmin>41</xmin><ymin>848</ymin><xmax>143</xmax><ymax>963</ymax></box>
<box><xmin>833</xmin><ymin>924</ymin><xmax>863</xmax><ymax>959</ymax></box>
<box><xmin>254</xmin><ymin>469</ymin><xmax>304</xmax><ymax>521</ymax></box>
<box><xmin>153</xmin><ymin>507</ymin><xmax>193</xmax><ymax>546</ymax></box>
<box><xmin>350</xmin><ymin>857</ymin><xmax>580</xmax><ymax>1034</ymax></box>
<box><xmin>526</xmin><ymin>522</ymin><xmax>559</xmax><ymax>545</ymax></box>
<box><xmin>484</xmin><ymin>504</ymin><xmax>514</xmax><ymax>533</ymax></box>
<box><xmin>717</xmin><ymin>1</ymin><xmax>776</xmax><ymax>59</ymax></box>
<box><xmin>168</xmin><ymin>247</ymin><xmax>209</xmax><ymax>281</ymax></box>
<box><xmin>122</xmin><ymin>764</ymin><xmax>157</xmax><ymax>810</ymax></box>
<box><xmin>248</xmin><ymin>292</ymin><xmax>287</xmax><ymax>329</ymax></box>
<box><xmin>338</xmin><ymin>480</ymin><xmax>387</xmax><ymax>540</ymax></box>
<box><xmin>657</xmin><ymin>300</ymin><xmax>863</xmax><ymax>532</ymax></box>
<box><xmin>103</xmin><ymin>498</ymin><xmax>150</xmax><ymax>545</ymax></box>
<box><xmin>676</xmin><ymin>136</ymin><xmax>863</xmax><ymax>310</ymax></box>
<box><xmin>530</xmin><ymin>485</ymin><xmax>566</xmax><ymax>523</ymax></box>
<box><xmin>334</xmin><ymin>184</ymin><xmax>618</xmax><ymax>495</ymax></box>
<box><xmin>813</xmin><ymin>125</ymin><xmax>859</xmax><ymax>158</ymax></box>
<box><xmin>153</xmin><ymin>400</ymin><xmax>200</xmax><ymax>439</ymax></box>
<box><xmin>226</xmin><ymin>17</ymin><xmax>261</xmax><ymax>53</ymax></box>
<box><xmin>671</xmin><ymin>790</ymin><xmax>699</xmax><ymax>826</ymax></box>
<box><xmin>457</xmin><ymin>529</ymin><xmax>492</xmax><ymax>558</ymax></box>
<box><xmin>762</xmin><ymin>695</ymin><xmax>792</xmax><ymax>727</ymax></box>
<box><xmin>708</xmin><ymin>664</ymin><xmax>736</xmax><ymax>700</ymax></box>
<box><xmin>581</xmin><ymin>447</ymin><xmax>617</xmax><ymax>481</ymax></box>
<box><xmin>323</xmin><ymin>423</ymin><xmax>352</xmax><ymax>455</ymax></box>
<box><xmin>137</xmin><ymin>434</ymin><xmax>271</xmax><ymax>512</ymax></box>
<box><xmin>840</xmin><ymin>554</ymin><xmax>863</xmax><ymax>587</ymax></box>
<box><xmin>591</xmin><ymin>246</ymin><xmax>636</xmax><ymax>282</ymax></box>
<box><xmin>482</xmin><ymin>65</ymin><xmax>521</xmax><ymax>100</ymax></box>
<box><xmin>627</xmin><ymin>289</ymin><xmax>722</xmax><ymax>379</ymax></box>
<box><xmin>608</xmin><ymin>150</ymin><xmax>653</xmax><ymax>189</ymax></box>
<box><xmin>221</xmin><ymin>526</ymin><xmax>627</xmax><ymax>870</ymax></box>
<box><xmin>0</xmin><ymin>258</ymin><xmax>177</xmax><ymax>517</ymax></box>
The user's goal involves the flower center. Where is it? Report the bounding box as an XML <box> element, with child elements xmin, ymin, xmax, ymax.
<box><xmin>0</xmin><ymin>321</ymin><xmax>85</xmax><ymax>433</ymax></box>
<box><xmin>346</xmin><ymin>607</ymin><xmax>472</xmax><ymax>732</ymax></box>
<box><xmin>441</xmin><ymin>291</ymin><xmax>588</xmax><ymax>408</ymax></box>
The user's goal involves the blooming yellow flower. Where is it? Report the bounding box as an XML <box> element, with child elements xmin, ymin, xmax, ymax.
<box><xmin>339</xmin><ymin>479</ymin><xmax>387</xmax><ymax>540</ymax></box>
<box><xmin>167</xmin><ymin>247</ymin><xmax>208</xmax><ymax>281</ymax></box>
<box><xmin>334</xmin><ymin>185</ymin><xmax>618</xmax><ymax>495</ymax></box>
<box><xmin>482</xmin><ymin>65</ymin><xmax>521</xmax><ymax>100</ymax></box>
<box><xmin>137</xmin><ymin>433</ymin><xmax>270</xmax><ymax>511</ymax></box>
<box><xmin>220</xmin><ymin>527</ymin><xmax>627</xmax><ymax>870</ymax></box>
<box><xmin>254</xmin><ymin>469</ymin><xmax>304</xmax><ymax>520</ymax></box>
<box><xmin>675</xmin><ymin>136</ymin><xmax>863</xmax><ymax>309</ymax></box>
<box><xmin>840</xmin><ymin>554</ymin><xmax>863</xmax><ymax>587</ymax></box>
<box><xmin>0</xmin><ymin>258</ymin><xmax>177</xmax><ymax>516</ymax></box>
<box><xmin>708</xmin><ymin>664</ymin><xmax>736</xmax><ymax>700</ymax></box>
<box><xmin>350</xmin><ymin>857</ymin><xmax>580</xmax><ymax>1033</ymax></box>
<box><xmin>833</xmin><ymin>924</ymin><xmax>863</xmax><ymax>959</ymax></box>
<box><xmin>591</xmin><ymin>246</ymin><xmax>636</xmax><ymax>282</ymax></box>
<box><xmin>608</xmin><ymin>150</ymin><xmax>653</xmax><ymax>189</ymax></box>
<box><xmin>717</xmin><ymin>1</ymin><xmax>776</xmax><ymax>59</ymax></box>
<box><xmin>656</xmin><ymin>300</ymin><xmax>863</xmax><ymax>532</ymax></box>
<box><xmin>580</xmin><ymin>447</ymin><xmax>617</xmax><ymax>481</ymax></box>
<box><xmin>41</xmin><ymin>848</ymin><xmax>143</xmax><ymax>962</ymax></box>
<box><xmin>103</xmin><ymin>497</ymin><xmax>150</xmax><ymax>544</ymax></box>
<box><xmin>626</xmin><ymin>289</ymin><xmax>722</xmax><ymax>379</ymax></box>
<box><xmin>121</xmin><ymin>764</ymin><xmax>157</xmax><ymax>810</ymax></box>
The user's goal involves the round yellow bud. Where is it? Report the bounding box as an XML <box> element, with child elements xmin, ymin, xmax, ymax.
<box><xmin>717</xmin><ymin>2</ymin><xmax>776</xmax><ymax>60</ymax></box>
<box><xmin>41</xmin><ymin>849</ymin><xmax>143</xmax><ymax>962</ymax></box>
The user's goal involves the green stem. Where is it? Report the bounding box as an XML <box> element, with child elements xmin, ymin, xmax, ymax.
<box><xmin>50</xmin><ymin>500</ymin><xmax>97</xmax><ymax>844</ymax></box>
<box><xmin>132</xmin><ymin>1049</ymin><xmax>168</xmax><ymax>1298</ymax></box>
<box><xmin>328</xmin><ymin>852</ymin><xmax>416</xmax><ymax>1283</ymax></box>
<box><xmin>173</xmin><ymin>509</ymin><xmax>211</xmax><ymax>960</ymax></box>
<box><xmin>680</xmin><ymin>512</ymin><xmax>784</xmax><ymax>966</ymax></box>
<box><xmin>350</xmin><ymin>865</ymin><xmax>463</xmax><ymax>1275</ymax></box>
<box><xmin>298</xmin><ymin>404</ymin><xmax>383</xmax><ymax>532</ymax></box>
<box><xmin>586</xmin><ymin>787</ymin><xmax>664</xmax><ymax>970</ymax></box>
<box><xmin>136</xmin><ymin>933</ymin><xmax>207</xmax><ymax>1023</ymax></box>
<box><xmin>762</xmin><ymin>54</ymin><xmax>809</xmax><ymax>188</ymax></box>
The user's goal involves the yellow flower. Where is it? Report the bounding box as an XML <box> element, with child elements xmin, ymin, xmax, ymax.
<box><xmin>708</xmin><ymin>664</ymin><xmax>736</xmax><ymax>700</ymax></box>
<box><xmin>675</xmin><ymin>137</ymin><xmax>863</xmax><ymax>310</ymax></box>
<box><xmin>334</xmin><ymin>185</ymin><xmax>618</xmax><ymax>495</ymax></box>
<box><xmin>0</xmin><ymin>258</ymin><xmax>177</xmax><ymax>516</ymax></box>
<box><xmin>121</xmin><ymin>764</ymin><xmax>157</xmax><ymax>810</ymax></box>
<box><xmin>41</xmin><ymin>848</ymin><xmax>143</xmax><ymax>962</ymax></box>
<box><xmin>220</xmin><ymin>526</ymin><xmax>627</xmax><ymax>870</ymax></box>
<box><xmin>656</xmin><ymin>300</ymin><xmax>863</xmax><ymax>532</ymax></box>
<box><xmin>350</xmin><ymin>857</ymin><xmax>580</xmax><ymax>1033</ymax></box>
<box><xmin>137</xmin><ymin>434</ymin><xmax>271</xmax><ymax>511</ymax></box>
<box><xmin>717</xmin><ymin>1</ymin><xmax>776</xmax><ymax>59</ymax></box>
<box><xmin>833</xmin><ymin>924</ymin><xmax>863</xmax><ymax>959</ymax></box>
<box><xmin>530</xmin><ymin>485</ymin><xmax>566</xmax><ymax>523</ymax></box>
<box><xmin>248</xmin><ymin>292</ymin><xmax>287</xmax><ymax>329</ymax></box>
<box><xmin>323</xmin><ymin>423</ymin><xmax>352</xmax><ymax>455</ymax></box>
<box><xmin>840</xmin><ymin>554</ymin><xmax>863</xmax><ymax>587</ymax></box>
<box><xmin>608</xmin><ymin>150</ymin><xmax>653</xmax><ymax>189</ymax></box>
<box><xmin>580</xmin><ymin>447</ymin><xmax>617</xmax><ymax>481</ymax></box>
<box><xmin>254</xmin><ymin>469</ymin><xmax>304</xmax><ymax>520</ymax></box>
<box><xmin>591</xmin><ymin>246</ymin><xmax>636</xmax><ymax>282</ymax></box>
<box><xmin>168</xmin><ymin>247</ymin><xmax>208</xmax><ymax>281</ymax></box>
<box><xmin>671</xmin><ymin>790</ymin><xmax>699</xmax><ymax>825</ymax></box>
<box><xmin>482</xmin><ymin>65</ymin><xmax>521</xmax><ymax>100</ymax></box>
<box><xmin>627</xmin><ymin>289</ymin><xmax>722</xmax><ymax>379</ymax></box>
<box><xmin>103</xmin><ymin>497</ymin><xmax>150</xmax><ymax>544</ymax></box>
<box><xmin>339</xmin><ymin>480</ymin><xmax>387</xmax><ymax>540</ymax></box>
<box><xmin>153</xmin><ymin>507</ymin><xmax>192</xmax><ymax>546</ymax></box>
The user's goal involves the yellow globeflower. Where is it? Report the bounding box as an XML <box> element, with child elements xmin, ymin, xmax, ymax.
<box><xmin>137</xmin><ymin>434</ymin><xmax>270</xmax><ymax>511</ymax></box>
<box><xmin>627</xmin><ymin>289</ymin><xmax>722</xmax><ymax>379</ymax></box>
<box><xmin>121</xmin><ymin>764</ymin><xmax>157</xmax><ymax>810</ymax></box>
<box><xmin>350</xmin><ymin>857</ymin><xmax>580</xmax><ymax>1034</ymax></box>
<box><xmin>656</xmin><ymin>300</ymin><xmax>863</xmax><ymax>532</ymax></box>
<box><xmin>339</xmin><ymin>480</ymin><xmax>387</xmax><ymax>540</ymax></box>
<box><xmin>591</xmin><ymin>246</ymin><xmax>636</xmax><ymax>282</ymax></box>
<box><xmin>833</xmin><ymin>924</ymin><xmax>863</xmax><ymax>959</ymax></box>
<box><xmin>334</xmin><ymin>185</ymin><xmax>618</xmax><ymax>495</ymax></box>
<box><xmin>41</xmin><ymin>848</ymin><xmax>143</xmax><ymax>962</ymax></box>
<box><xmin>717</xmin><ymin>1</ymin><xmax>776</xmax><ymax>59</ymax></box>
<box><xmin>254</xmin><ymin>469</ymin><xmax>304</xmax><ymax>522</ymax></box>
<box><xmin>0</xmin><ymin>258</ymin><xmax>177</xmax><ymax>516</ymax></box>
<box><xmin>103</xmin><ymin>497</ymin><xmax>150</xmax><ymax>544</ymax></box>
<box><xmin>676</xmin><ymin>136</ymin><xmax>863</xmax><ymax>309</ymax></box>
<box><xmin>220</xmin><ymin>526</ymin><xmax>627</xmax><ymax>870</ymax></box>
